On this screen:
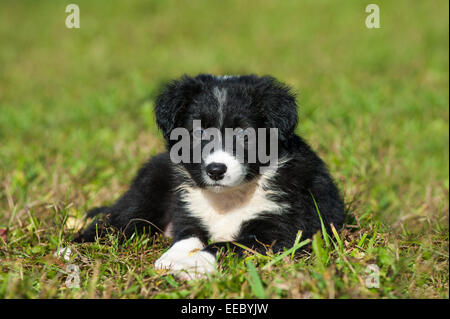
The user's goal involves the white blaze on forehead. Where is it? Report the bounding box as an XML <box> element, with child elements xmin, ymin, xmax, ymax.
<box><xmin>212</xmin><ymin>86</ymin><xmax>227</xmax><ymax>126</ymax></box>
<box><xmin>215</xmin><ymin>75</ymin><xmax>238</xmax><ymax>80</ymax></box>
<box><xmin>204</xmin><ymin>150</ymin><xmax>246</xmax><ymax>187</ymax></box>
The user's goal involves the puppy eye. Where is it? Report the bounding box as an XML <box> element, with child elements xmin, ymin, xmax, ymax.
<box><xmin>193</xmin><ymin>128</ymin><xmax>204</xmax><ymax>139</ymax></box>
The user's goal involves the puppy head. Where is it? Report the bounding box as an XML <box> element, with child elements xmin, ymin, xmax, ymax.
<box><xmin>154</xmin><ymin>74</ymin><xmax>298</xmax><ymax>190</ymax></box>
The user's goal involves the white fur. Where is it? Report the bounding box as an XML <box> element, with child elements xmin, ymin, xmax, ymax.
<box><xmin>213</xmin><ymin>87</ymin><xmax>227</xmax><ymax>126</ymax></box>
<box><xmin>155</xmin><ymin>237</ymin><xmax>204</xmax><ymax>268</ymax></box>
<box><xmin>215</xmin><ymin>75</ymin><xmax>237</xmax><ymax>80</ymax></box>
<box><xmin>204</xmin><ymin>150</ymin><xmax>246</xmax><ymax>187</ymax></box>
<box><xmin>180</xmin><ymin>161</ymin><xmax>288</xmax><ymax>242</ymax></box>
<box><xmin>163</xmin><ymin>222</ymin><xmax>173</xmax><ymax>237</ymax></box>
<box><xmin>155</xmin><ymin>237</ymin><xmax>216</xmax><ymax>280</ymax></box>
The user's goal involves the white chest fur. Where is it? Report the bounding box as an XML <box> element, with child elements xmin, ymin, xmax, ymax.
<box><xmin>180</xmin><ymin>178</ymin><xmax>285</xmax><ymax>242</ymax></box>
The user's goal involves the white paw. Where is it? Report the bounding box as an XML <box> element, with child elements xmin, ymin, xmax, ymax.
<box><xmin>174</xmin><ymin>251</ymin><xmax>217</xmax><ymax>280</ymax></box>
<box><xmin>154</xmin><ymin>237</ymin><xmax>216</xmax><ymax>280</ymax></box>
<box><xmin>155</xmin><ymin>237</ymin><xmax>203</xmax><ymax>270</ymax></box>
<box><xmin>154</xmin><ymin>249</ymin><xmax>186</xmax><ymax>269</ymax></box>
<box><xmin>155</xmin><ymin>250</ymin><xmax>216</xmax><ymax>280</ymax></box>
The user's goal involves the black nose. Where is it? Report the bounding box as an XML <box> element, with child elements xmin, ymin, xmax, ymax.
<box><xmin>206</xmin><ymin>163</ymin><xmax>227</xmax><ymax>181</ymax></box>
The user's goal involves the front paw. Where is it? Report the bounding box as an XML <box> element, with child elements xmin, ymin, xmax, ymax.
<box><xmin>154</xmin><ymin>249</ymin><xmax>185</xmax><ymax>270</ymax></box>
<box><xmin>155</xmin><ymin>250</ymin><xmax>216</xmax><ymax>280</ymax></box>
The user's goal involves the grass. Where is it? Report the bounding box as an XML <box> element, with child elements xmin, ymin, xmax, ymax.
<box><xmin>0</xmin><ymin>0</ymin><xmax>448</xmax><ymax>298</ymax></box>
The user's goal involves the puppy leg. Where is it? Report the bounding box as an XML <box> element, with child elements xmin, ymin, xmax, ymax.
<box><xmin>74</xmin><ymin>153</ymin><xmax>173</xmax><ymax>242</ymax></box>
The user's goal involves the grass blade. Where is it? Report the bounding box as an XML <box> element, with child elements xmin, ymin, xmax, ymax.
<box><xmin>263</xmin><ymin>238</ymin><xmax>311</xmax><ymax>270</ymax></box>
<box><xmin>291</xmin><ymin>230</ymin><xmax>303</xmax><ymax>260</ymax></box>
<box><xmin>246</xmin><ymin>260</ymin><xmax>266</xmax><ymax>298</ymax></box>
<box><xmin>309</xmin><ymin>191</ymin><xmax>330</xmax><ymax>249</ymax></box>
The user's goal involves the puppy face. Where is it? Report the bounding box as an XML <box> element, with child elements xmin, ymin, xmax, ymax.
<box><xmin>155</xmin><ymin>74</ymin><xmax>298</xmax><ymax>190</ymax></box>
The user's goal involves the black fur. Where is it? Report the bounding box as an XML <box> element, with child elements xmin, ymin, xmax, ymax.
<box><xmin>75</xmin><ymin>74</ymin><xmax>345</xmax><ymax>260</ymax></box>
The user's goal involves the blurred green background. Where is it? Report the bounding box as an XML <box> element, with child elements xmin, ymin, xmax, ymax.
<box><xmin>0</xmin><ymin>0</ymin><xmax>448</xmax><ymax>298</ymax></box>
<box><xmin>1</xmin><ymin>0</ymin><xmax>447</xmax><ymax>222</ymax></box>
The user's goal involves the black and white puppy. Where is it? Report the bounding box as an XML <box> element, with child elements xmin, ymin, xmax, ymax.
<box><xmin>75</xmin><ymin>74</ymin><xmax>345</xmax><ymax>280</ymax></box>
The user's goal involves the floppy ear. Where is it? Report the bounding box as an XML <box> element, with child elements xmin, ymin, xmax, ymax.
<box><xmin>154</xmin><ymin>75</ymin><xmax>203</xmax><ymax>139</ymax></box>
<box><xmin>252</xmin><ymin>76</ymin><xmax>298</xmax><ymax>142</ymax></box>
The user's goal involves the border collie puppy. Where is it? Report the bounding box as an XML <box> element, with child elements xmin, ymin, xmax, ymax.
<box><xmin>75</xmin><ymin>74</ymin><xmax>345</xmax><ymax>280</ymax></box>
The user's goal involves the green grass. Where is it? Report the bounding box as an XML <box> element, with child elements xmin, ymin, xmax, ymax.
<box><xmin>0</xmin><ymin>0</ymin><xmax>448</xmax><ymax>298</ymax></box>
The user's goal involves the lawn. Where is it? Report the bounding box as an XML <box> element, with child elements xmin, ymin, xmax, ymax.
<box><xmin>0</xmin><ymin>0</ymin><xmax>448</xmax><ymax>298</ymax></box>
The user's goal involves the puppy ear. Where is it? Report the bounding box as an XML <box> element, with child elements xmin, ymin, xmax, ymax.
<box><xmin>253</xmin><ymin>76</ymin><xmax>298</xmax><ymax>141</ymax></box>
<box><xmin>154</xmin><ymin>75</ymin><xmax>203</xmax><ymax>139</ymax></box>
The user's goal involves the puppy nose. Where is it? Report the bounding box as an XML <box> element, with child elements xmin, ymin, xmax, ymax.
<box><xmin>206</xmin><ymin>163</ymin><xmax>227</xmax><ymax>181</ymax></box>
